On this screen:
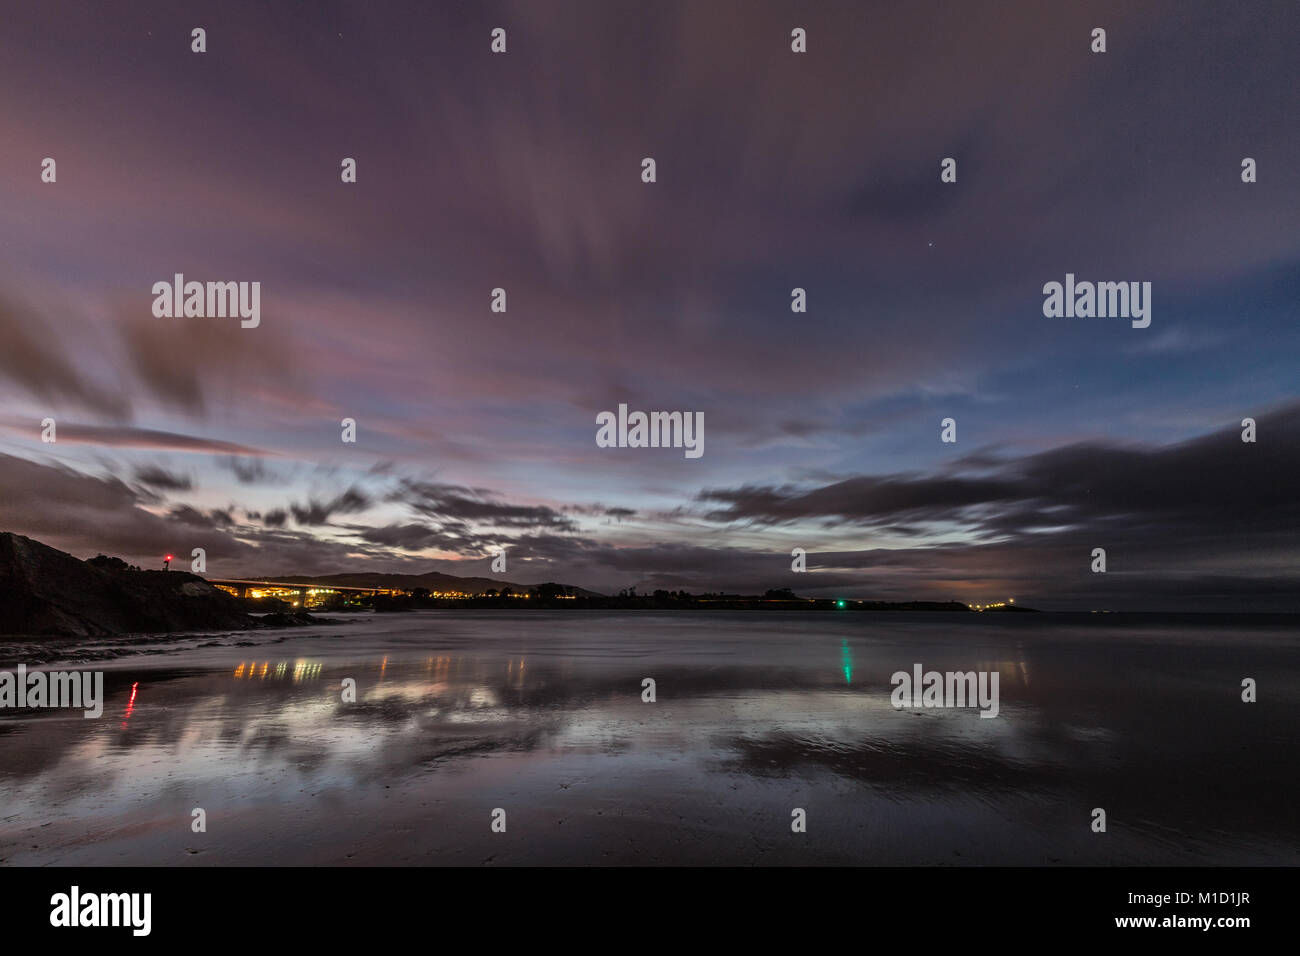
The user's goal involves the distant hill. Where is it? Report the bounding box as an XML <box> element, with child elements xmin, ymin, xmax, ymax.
<box><xmin>0</xmin><ymin>532</ymin><xmax>252</xmax><ymax>637</ymax></box>
<box><xmin>266</xmin><ymin>570</ymin><xmax>602</xmax><ymax>597</ymax></box>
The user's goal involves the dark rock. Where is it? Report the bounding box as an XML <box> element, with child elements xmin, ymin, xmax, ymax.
<box><xmin>0</xmin><ymin>532</ymin><xmax>253</xmax><ymax>637</ymax></box>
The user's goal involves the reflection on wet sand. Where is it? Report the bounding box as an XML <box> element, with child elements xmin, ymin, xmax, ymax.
<box><xmin>0</xmin><ymin>610</ymin><xmax>1297</xmax><ymax>866</ymax></box>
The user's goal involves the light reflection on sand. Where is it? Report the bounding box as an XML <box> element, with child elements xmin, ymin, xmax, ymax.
<box><xmin>0</xmin><ymin>610</ymin><xmax>1296</xmax><ymax>865</ymax></box>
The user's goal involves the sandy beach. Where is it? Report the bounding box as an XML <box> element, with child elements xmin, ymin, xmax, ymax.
<box><xmin>1</xmin><ymin>610</ymin><xmax>1297</xmax><ymax>866</ymax></box>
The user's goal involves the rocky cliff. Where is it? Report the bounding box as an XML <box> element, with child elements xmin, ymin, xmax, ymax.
<box><xmin>0</xmin><ymin>532</ymin><xmax>253</xmax><ymax>637</ymax></box>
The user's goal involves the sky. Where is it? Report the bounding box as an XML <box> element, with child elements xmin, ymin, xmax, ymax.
<box><xmin>1</xmin><ymin>0</ymin><xmax>1297</xmax><ymax>610</ymax></box>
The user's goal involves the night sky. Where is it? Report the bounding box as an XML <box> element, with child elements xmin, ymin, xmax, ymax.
<box><xmin>1</xmin><ymin>1</ymin><xmax>1297</xmax><ymax>610</ymax></box>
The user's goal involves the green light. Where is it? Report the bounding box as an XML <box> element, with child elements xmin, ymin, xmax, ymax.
<box><xmin>836</xmin><ymin>599</ymin><xmax>846</xmax><ymax>608</ymax></box>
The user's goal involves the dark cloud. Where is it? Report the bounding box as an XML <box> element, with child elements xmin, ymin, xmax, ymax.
<box><xmin>115</xmin><ymin>311</ymin><xmax>300</xmax><ymax>417</ymax></box>
<box><xmin>167</xmin><ymin>504</ymin><xmax>219</xmax><ymax>528</ymax></box>
<box><xmin>0</xmin><ymin>296</ymin><xmax>130</xmax><ymax>419</ymax></box>
<box><xmin>2</xmin><ymin>421</ymin><xmax>268</xmax><ymax>456</ymax></box>
<box><xmin>394</xmin><ymin>481</ymin><xmax>577</xmax><ymax>531</ymax></box>
<box><xmin>560</xmin><ymin>504</ymin><xmax>638</xmax><ymax>520</ymax></box>
<box><xmin>698</xmin><ymin>475</ymin><xmax>1021</xmax><ymax>528</ymax></box>
<box><xmin>219</xmin><ymin>456</ymin><xmax>276</xmax><ymax>484</ymax></box>
<box><xmin>290</xmin><ymin>487</ymin><xmax>371</xmax><ymax>526</ymax></box>
<box><xmin>699</xmin><ymin>403</ymin><xmax>1300</xmax><ymax>541</ymax></box>
<box><xmin>0</xmin><ymin>453</ymin><xmax>250</xmax><ymax>563</ymax></box>
<box><xmin>133</xmin><ymin>465</ymin><xmax>193</xmax><ymax>492</ymax></box>
<box><xmin>356</xmin><ymin>523</ymin><xmax>472</xmax><ymax>552</ymax></box>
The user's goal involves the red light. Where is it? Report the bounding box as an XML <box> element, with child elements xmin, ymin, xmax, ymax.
<box><xmin>121</xmin><ymin>681</ymin><xmax>139</xmax><ymax>728</ymax></box>
<box><xmin>165</xmin><ymin>554</ymin><xmax>173</xmax><ymax>561</ymax></box>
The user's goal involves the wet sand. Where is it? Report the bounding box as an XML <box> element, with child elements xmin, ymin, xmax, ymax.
<box><xmin>1</xmin><ymin>610</ymin><xmax>1297</xmax><ymax>865</ymax></box>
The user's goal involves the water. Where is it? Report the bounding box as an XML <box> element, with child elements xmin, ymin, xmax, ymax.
<box><xmin>1</xmin><ymin>610</ymin><xmax>1296</xmax><ymax>865</ymax></box>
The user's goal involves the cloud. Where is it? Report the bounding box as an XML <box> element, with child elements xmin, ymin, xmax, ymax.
<box><xmin>355</xmin><ymin>523</ymin><xmax>472</xmax><ymax>552</ymax></box>
<box><xmin>698</xmin><ymin>475</ymin><xmax>1022</xmax><ymax>529</ymax></box>
<box><xmin>393</xmin><ymin>481</ymin><xmax>577</xmax><ymax>531</ymax></box>
<box><xmin>0</xmin><ymin>452</ymin><xmax>249</xmax><ymax>562</ymax></box>
<box><xmin>133</xmin><ymin>465</ymin><xmax>194</xmax><ymax>492</ymax></box>
<box><xmin>218</xmin><ymin>456</ymin><xmax>278</xmax><ymax>484</ymax></box>
<box><xmin>0</xmin><ymin>295</ymin><xmax>129</xmax><ymax>418</ymax></box>
<box><xmin>0</xmin><ymin>420</ymin><xmax>269</xmax><ymax>456</ymax></box>
<box><xmin>289</xmin><ymin>486</ymin><xmax>372</xmax><ymax>526</ymax></box>
<box><xmin>2</xmin><ymin>395</ymin><xmax>1297</xmax><ymax>610</ymax></box>
<box><xmin>699</xmin><ymin>402</ymin><xmax>1300</xmax><ymax>541</ymax></box>
<box><xmin>114</xmin><ymin>310</ymin><xmax>301</xmax><ymax>417</ymax></box>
